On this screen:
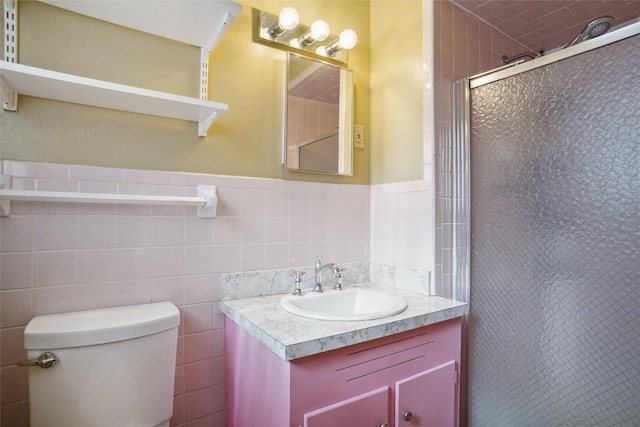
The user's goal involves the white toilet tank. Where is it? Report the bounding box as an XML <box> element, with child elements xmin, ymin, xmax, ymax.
<box><xmin>22</xmin><ymin>302</ymin><xmax>180</xmax><ymax>427</ymax></box>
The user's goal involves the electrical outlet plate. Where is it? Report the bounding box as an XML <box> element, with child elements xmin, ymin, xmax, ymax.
<box><xmin>354</xmin><ymin>124</ymin><xmax>364</xmax><ymax>149</ymax></box>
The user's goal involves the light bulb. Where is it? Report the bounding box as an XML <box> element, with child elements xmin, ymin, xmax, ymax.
<box><xmin>318</xmin><ymin>28</ymin><xmax>358</xmax><ymax>57</ymax></box>
<box><xmin>310</xmin><ymin>20</ymin><xmax>330</xmax><ymax>42</ymax></box>
<box><xmin>338</xmin><ymin>29</ymin><xmax>357</xmax><ymax>50</ymax></box>
<box><xmin>278</xmin><ymin>7</ymin><xmax>299</xmax><ymax>31</ymax></box>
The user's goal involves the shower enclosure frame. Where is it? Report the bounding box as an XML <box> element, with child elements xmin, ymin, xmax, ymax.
<box><xmin>450</xmin><ymin>20</ymin><xmax>640</xmax><ymax>425</ymax></box>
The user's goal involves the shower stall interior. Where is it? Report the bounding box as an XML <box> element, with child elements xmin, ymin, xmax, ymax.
<box><xmin>452</xmin><ymin>23</ymin><xmax>640</xmax><ymax>426</ymax></box>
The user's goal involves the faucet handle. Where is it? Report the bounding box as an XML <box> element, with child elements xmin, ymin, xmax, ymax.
<box><xmin>333</xmin><ymin>267</ymin><xmax>346</xmax><ymax>290</ymax></box>
<box><xmin>292</xmin><ymin>270</ymin><xmax>305</xmax><ymax>296</ymax></box>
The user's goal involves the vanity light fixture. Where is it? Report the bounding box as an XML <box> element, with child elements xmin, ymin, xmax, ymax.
<box><xmin>254</xmin><ymin>7</ymin><xmax>357</xmax><ymax>64</ymax></box>
<box><xmin>267</xmin><ymin>7</ymin><xmax>300</xmax><ymax>38</ymax></box>
<box><xmin>318</xmin><ymin>29</ymin><xmax>358</xmax><ymax>57</ymax></box>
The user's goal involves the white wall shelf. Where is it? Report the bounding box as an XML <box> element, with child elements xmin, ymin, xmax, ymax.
<box><xmin>38</xmin><ymin>0</ymin><xmax>242</xmax><ymax>57</ymax></box>
<box><xmin>2</xmin><ymin>0</ymin><xmax>242</xmax><ymax>136</ymax></box>
<box><xmin>1</xmin><ymin>61</ymin><xmax>228</xmax><ymax>136</ymax></box>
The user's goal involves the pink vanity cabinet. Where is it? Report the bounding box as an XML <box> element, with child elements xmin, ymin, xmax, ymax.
<box><xmin>225</xmin><ymin>317</ymin><xmax>462</xmax><ymax>427</ymax></box>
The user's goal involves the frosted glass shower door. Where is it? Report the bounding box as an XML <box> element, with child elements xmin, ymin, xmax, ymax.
<box><xmin>467</xmin><ymin>35</ymin><xmax>639</xmax><ymax>426</ymax></box>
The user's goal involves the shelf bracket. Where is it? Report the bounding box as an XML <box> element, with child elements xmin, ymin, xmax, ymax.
<box><xmin>1</xmin><ymin>75</ymin><xmax>17</xmax><ymax>111</ymax></box>
<box><xmin>198</xmin><ymin>110</ymin><xmax>219</xmax><ymax>137</ymax></box>
<box><xmin>201</xmin><ymin>11</ymin><xmax>232</xmax><ymax>66</ymax></box>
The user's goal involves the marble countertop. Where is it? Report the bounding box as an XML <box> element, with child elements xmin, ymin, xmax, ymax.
<box><xmin>220</xmin><ymin>283</ymin><xmax>469</xmax><ymax>361</ymax></box>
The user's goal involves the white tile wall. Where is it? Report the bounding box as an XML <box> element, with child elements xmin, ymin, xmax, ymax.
<box><xmin>370</xmin><ymin>180</ymin><xmax>435</xmax><ymax>270</ymax></box>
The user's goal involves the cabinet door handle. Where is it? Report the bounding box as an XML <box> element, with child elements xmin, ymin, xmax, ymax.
<box><xmin>403</xmin><ymin>410</ymin><xmax>413</xmax><ymax>421</ymax></box>
<box><xmin>379</xmin><ymin>423</ymin><xmax>390</xmax><ymax>427</ymax></box>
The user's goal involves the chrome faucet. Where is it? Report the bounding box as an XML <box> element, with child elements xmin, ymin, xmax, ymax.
<box><xmin>313</xmin><ymin>258</ymin><xmax>339</xmax><ymax>293</ymax></box>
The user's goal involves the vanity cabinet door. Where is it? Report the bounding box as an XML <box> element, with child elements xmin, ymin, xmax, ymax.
<box><xmin>395</xmin><ymin>361</ymin><xmax>457</xmax><ymax>427</ymax></box>
<box><xmin>304</xmin><ymin>386</ymin><xmax>390</xmax><ymax>427</ymax></box>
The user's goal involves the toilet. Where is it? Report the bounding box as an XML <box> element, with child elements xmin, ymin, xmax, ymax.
<box><xmin>21</xmin><ymin>301</ymin><xmax>180</xmax><ymax>427</ymax></box>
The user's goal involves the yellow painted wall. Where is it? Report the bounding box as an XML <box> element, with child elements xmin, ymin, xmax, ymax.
<box><xmin>370</xmin><ymin>0</ymin><xmax>424</xmax><ymax>184</ymax></box>
<box><xmin>1</xmin><ymin>0</ymin><xmax>371</xmax><ymax>184</ymax></box>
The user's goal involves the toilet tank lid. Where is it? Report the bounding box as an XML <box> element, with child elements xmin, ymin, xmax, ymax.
<box><xmin>24</xmin><ymin>302</ymin><xmax>180</xmax><ymax>350</ymax></box>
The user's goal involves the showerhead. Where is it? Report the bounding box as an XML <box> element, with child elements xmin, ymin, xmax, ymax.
<box><xmin>565</xmin><ymin>16</ymin><xmax>613</xmax><ymax>48</ymax></box>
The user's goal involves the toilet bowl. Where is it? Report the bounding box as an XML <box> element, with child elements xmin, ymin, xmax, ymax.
<box><xmin>20</xmin><ymin>302</ymin><xmax>180</xmax><ymax>427</ymax></box>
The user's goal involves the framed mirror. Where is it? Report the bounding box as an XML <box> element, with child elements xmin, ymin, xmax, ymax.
<box><xmin>284</xmin><ymin>53</ymin><xmax>354</xmax><ymax>175</ymax></box>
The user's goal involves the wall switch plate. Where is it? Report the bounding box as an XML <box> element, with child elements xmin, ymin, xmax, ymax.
<box><xmin>354</xmin><ymin>124</ymin><xmax>364</xmax><ymax>149</ymax></box>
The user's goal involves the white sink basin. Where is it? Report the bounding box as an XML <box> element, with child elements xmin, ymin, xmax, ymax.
<box><xmin>280</xmin><ymin>287</ymin><xmax>407</xmax><ymax>321</ymax></box>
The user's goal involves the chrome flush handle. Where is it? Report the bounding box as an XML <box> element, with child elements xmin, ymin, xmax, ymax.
<box><xmin>17</xmin><ymin>352</ymin><xmax>58</xmax><ymax>369</ymax></box>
